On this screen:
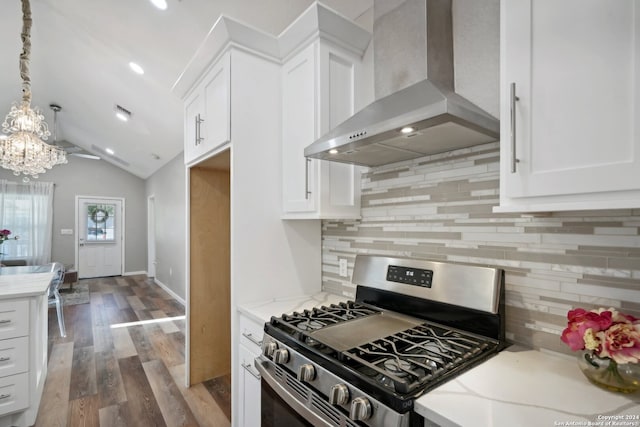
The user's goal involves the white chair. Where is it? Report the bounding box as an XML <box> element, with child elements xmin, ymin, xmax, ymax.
<box><xmin>49</xmin><ymin>262</ymin><xmax>66</xmax><ymax>337</ymax></box>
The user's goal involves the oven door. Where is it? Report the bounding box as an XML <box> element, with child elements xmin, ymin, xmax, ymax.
<box><xmin>256</xmin><ymin>357</ymin><xmax>342</xmax><ymax>427</ymax></box>
<box><xmin>261</xmin><ymin>375</ymin><xmax>314</xmax><ymax>427</ymax></box>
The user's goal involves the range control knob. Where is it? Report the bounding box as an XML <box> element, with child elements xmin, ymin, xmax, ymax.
<box><xmin>349</xmin><ymin>397</ymin><xmax>372</xmax><ymax>421</ymax></box>
<box><xmin>328</xmin><ymin>384</ymin><xmax>350</xmax><ymax>406</ymax></box>
<box><xmin>273</xmin><ymin>348</ymin><xmax>289</xmax><ymax>364</ymax></box>
<box><xmin>297</xmin><ymin>364</ymin><xmax>316</xmax><ymax>382</ymax></box>
<box><xmin>263</xmin><ymin>342</ymin><xmax>277</xmax><ymax>358</ymax></box>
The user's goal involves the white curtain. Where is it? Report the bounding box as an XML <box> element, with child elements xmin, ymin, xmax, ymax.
<box><xmin>0</xmin><ymin>180</ymin><xmax>55</xmax><ymax>265</ymax></box>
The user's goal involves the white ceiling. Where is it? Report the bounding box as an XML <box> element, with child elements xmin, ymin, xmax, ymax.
<box><xmin>0</xmin><ymin>0</ymin><xmax>372</xmax><ymax>179</ymax></box>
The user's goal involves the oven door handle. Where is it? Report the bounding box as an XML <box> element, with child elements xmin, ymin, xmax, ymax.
<box><xmin>255</xmin><ymin>358</ymin><xmax>334</xmax><ymax>427</ymax></box>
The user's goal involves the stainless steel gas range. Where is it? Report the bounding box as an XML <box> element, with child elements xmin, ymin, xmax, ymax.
<box><xmin>256</xmin><ymin>255</ymin><xmax>507</xmax><ymax>427</ymax></box>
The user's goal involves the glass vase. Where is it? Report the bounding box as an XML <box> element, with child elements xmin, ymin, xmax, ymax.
<box><xmin>577</xmin><ymin>351</ymin><xmax>640</xmax><ymax>394</ymax></box>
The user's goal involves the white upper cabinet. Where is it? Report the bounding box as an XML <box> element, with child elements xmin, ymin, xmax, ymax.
<box><xmin>183</xmin><ymin>52</ymin><xmax>231</xmax><ymax>166</ymax></box>
<box><xmin>497</xmin><ymin>0</ymin><xmax>640</xmax><ymax>212</ymax></box>
<box><xmin>175</xmin><ymin>18</ymin><xmax>280</xmax><ymax>166</ymax></box>
<box><xmin>280</xmin><ymin>4</ymin><xmax>371</xmax><ymax>219</ymax></box>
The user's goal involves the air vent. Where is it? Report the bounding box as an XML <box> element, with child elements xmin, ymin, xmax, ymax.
<box><xmin>310</xmin><ymin>395</ymin><xmax>341</xmax><ymax>426</ymax></box>
<box><xmin>285</xmin><ymin>374</ymin><xmax>309</xmax><ymax>400</ymax></box>
<box><xmin>274</xmin><ymin>368</ymin><xmax>357</xmax><ymax>427</ymax></box>
<box><xmin>274</xmin><ymin>365</ymin><xmax>285</xmax><ymax>379</ymax></box>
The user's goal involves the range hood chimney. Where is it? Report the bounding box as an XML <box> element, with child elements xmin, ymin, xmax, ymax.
<box><xmin>304</xmin><ymin>0</ymin><xmax>499</xmax><ymax>167</ymax></box>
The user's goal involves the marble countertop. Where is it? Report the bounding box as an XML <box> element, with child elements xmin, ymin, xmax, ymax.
<box><xmin>0</xmin><ymin>271</ymin><xmax>53</xmax><ymax>298</ymax></box>
<box><xmin>237</xmin><ymin>291</ymin><xmax>347</xmax><ymax>324</ymax></box>
<box><xmin>416</xmin><ymin>345</ymin><xmax>640</xmax><ymax>427</ymax></box>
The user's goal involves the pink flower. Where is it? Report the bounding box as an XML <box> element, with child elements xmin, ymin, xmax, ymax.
<box><xmin>0</xmin><ymin>230</ymin><xmax>10</xmax><ymax>237</ymax></box>
<box><xmin>560</xmin><ymin>308</ymin><xmax>613</xmax><ymax>351</ymax></box>
<box><xmin>561</xmin><ymin>306</ymin><xmax>640</xmax><ymax>365</ymax></box>
<box><xmin>598</xmin><ymin>323</ymin><xmax>640</xmax><ymax>364</ymax></box>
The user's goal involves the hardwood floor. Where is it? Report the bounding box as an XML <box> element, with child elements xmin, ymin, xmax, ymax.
<box><xmin>37</xmin><ymin>275</ymin><xmax>231</xmax><ymax>427</ymax></box>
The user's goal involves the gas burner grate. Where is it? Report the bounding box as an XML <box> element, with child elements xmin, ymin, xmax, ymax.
<box><xmin>275</xmin><ymin>301</ymin><xmax>380</xmax><ymax>335</ymax></box>
<box><xmin>342</xmin><ymin>321</ymin><xmax>496</xmax><ymax>394</ymax></box>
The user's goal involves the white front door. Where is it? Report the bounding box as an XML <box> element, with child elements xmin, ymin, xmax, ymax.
<box><xmin>76</xmin><ymin>197</ymin><xmax>124</xmax><ymax>279</ymax></box>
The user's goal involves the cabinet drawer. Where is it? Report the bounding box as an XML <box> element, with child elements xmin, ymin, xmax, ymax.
<box><xmin>239</xmin><ymin>343</ymin><xmax>261</xmax><ymax>379</ymax></box>
<box><xmin>0</xmin><ymin>372</ymin><xmax>28</xmax><ymax>416</ymax></box>
<box><xmin>0</xmin><ymin>300</ymin><xmax>28</xmax><ymax>341</ymax></box>
<box><xmin>0</xmin><ymin>337</ymin><xmax>28</xmax><ymax>378</ymax></box>
<box><xmin>239</xmin><ymin>315</ymin><xmax>264</xmax><ymax>352</ymax></box>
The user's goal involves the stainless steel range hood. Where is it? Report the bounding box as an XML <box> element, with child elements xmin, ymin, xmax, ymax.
<box><xmin>304</xmin><ymin>0</ymin><xmax>499</xmax><ymax>167</ymax></box>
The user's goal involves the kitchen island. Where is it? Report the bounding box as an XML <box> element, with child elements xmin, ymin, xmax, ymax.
<box><xmin>0</xmin><ymin>267</ymin><xmax>53</xmax><ymax>427</ymax></box>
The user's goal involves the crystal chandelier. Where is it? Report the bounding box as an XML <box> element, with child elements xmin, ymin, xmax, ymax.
<box><xmin>0</xmin><ymin>0</ymin><xmax>67</xmax><ymax>181</ymax></box>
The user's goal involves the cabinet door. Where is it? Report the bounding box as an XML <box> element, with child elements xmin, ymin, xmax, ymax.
<box><xmin>238</xmin><ymin>344</ymin><xmax>261</xmax><ymax>427</ymax></box>
<box><xmin>501</xmin><ymin>0</ymin><xmax>640</xmax><ymax>206</ymax></box>
<box><xmin>282</xmin><ymin>44</ymin><xmax>317</xmax><ymax>213</ymax></box>
<box><xmin>316</xmin><ymin>43</ymin><xmax>361</xmax><ymax>218</ymax></box>
<box><xmin>282</xmin><ymin>43</ymin><xmax>362</xmax><ymax>218</ymax></box>
<box><xmin>183</xmin><ymin>52</ymin><xmax>231</xmax><ymax>166</ymax></box>
<box><xmin>183</xmin><ymin>89</ymin><xmax>204</xmax><ymax>165</ymax></box>
<box><xmin>202</xmin><ymin>52</ymin><xmax>231</xmax><ymax>154</ymax></box>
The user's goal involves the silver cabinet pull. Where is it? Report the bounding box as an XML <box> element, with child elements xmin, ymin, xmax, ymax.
<box><xmin>242</xmin><ymin>363</ymin><xmax>261</xmax><ymax>380</ymax></box>
<box><xmin>305</xmin><ymin>158</ymin><xmax>312</xmax><ymax>200</ymax></box>
<box><xmin>241</xmin><ymin>332</ymin><xmax>263</xmax><ymax>347</ymax></box>
<box><xmin>195</xmin><ymin>114</ymin><xmax>205</xmax><ymax>146</ymax></box>
<box><xmin>510</xmin><ymin>82</ymin><xmax>520</xmax><ymax>173</ymax></box>
<box><xmin>0</xmin><ymin>357</ymin><xmax>10</xmax><ymax>362</ymax></box>
<box><xmin>194</xmin><ymin>115</ymin><xmax>199</xmax><ymax>146</ymax></box>
<box><xmin>0</xmin><ymin>394</ymin><xmax>10</xmax><ymax>400</ymax></box>
<box><xmin>0</xmin><ymin>319</ymin><xmax>11</xmax><ymax>325</ymax></box>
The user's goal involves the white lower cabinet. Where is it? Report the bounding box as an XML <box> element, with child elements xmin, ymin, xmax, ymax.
<box><xmin>0</xmin><ymin>373</ymin><xmax>29</xmax><ymax>418</ymax></box>
<box><xmin>238</xmin><ymin>313</ymin><xmax>263</xmax><ymax>427</ymax></box>
<box><xmin>0</xmin><ymin>294</ymin><xmax>48</xmax><ymax>427</ymax></box>
<box><xmin>238</xmin><ymin>344</ymin><xmax>261</xmax><ymax>427</ymax></box>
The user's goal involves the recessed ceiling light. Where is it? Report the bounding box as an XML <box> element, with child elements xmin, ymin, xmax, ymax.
<box><xmin>150</xmin><ymin>0</ymin><xmax>167</xmax><ymax>10</ymax></box>
<box><xmin>400</xmin><ymin>126</ymin><xmax>415</xmax><ymax>134</ymax></box>
<box><xmin>329</xmin><ymin>149</ymin><xmax>338</xmax><ymax>154</ymax></box>
<box><xmin>105</xmin><ymin>148</ymin><xmax>115</xmax><ymax>155</ymax></box>
<box><xmin>129</xmin><ymin>62</ymin><xmax>144</xmax><ymax>75</ymax></box>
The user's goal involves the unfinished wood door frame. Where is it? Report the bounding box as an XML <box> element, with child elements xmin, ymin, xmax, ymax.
<box><xmin>187</xmin><ymin>150</ymin><xmax>231</xmax><ymax>385</ymax></box>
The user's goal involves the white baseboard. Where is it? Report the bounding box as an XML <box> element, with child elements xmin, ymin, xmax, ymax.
<box><xmin>153</xmin><ymin>278</ymin><xmax>186</xmax><ymax>306</ymax></box>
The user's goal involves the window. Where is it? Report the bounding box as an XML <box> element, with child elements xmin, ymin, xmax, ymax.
<box><xmin>0</xmin><ymin>180</ymin><xmax>54</xmax><ymax>264</ymax></box>
<box><xmin>85</xmin><ymin>204</ymin><xmax>116</xmax><ymax>242</ymax></box>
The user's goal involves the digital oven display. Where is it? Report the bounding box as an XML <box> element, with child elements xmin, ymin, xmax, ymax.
<box><xmin>386</xmin><ymin>265</ymin><xmax>433</xmax><ymax>288</ymax></box>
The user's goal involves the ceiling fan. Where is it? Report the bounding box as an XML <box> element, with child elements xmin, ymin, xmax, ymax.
<box><xmin>49</xmin><ymin>104</ymin><xmax>101</xmax><ymax>160</ymax></box>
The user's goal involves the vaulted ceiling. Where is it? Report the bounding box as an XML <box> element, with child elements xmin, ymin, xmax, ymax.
<box><xmin>0</xmin><ymin>0</ymin><xmax>372</xmax><ymax>179</ymax></box>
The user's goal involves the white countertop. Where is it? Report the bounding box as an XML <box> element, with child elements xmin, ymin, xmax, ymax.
<box><xmin>416</xmin><ymin>345</ymin><xmax>640</xmax><ymax>427</ymax></box>
<box><xmin>0</xmin><ymin>272</ymin><xmax>53</xmax><ymax>298</ymax></box>
<box><xmin>238</xmin><ymin>291</ymin><xmax>347</xmax><ymax>324</ymax></box>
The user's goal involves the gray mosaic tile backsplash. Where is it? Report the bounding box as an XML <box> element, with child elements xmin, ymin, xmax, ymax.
<box><xmin>321</xmin><ymin>141</ymin><xmax>640</xmax><ymax>354</ymax></box>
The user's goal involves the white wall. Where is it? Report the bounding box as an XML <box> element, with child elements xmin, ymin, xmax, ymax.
<box><xmin>0</xmin><ymin>155</ymin><xmax>147</xmax><ymax>272</ymax></box>
<box><xmin>145</xmin><ymin>152</ymin><xmax>187</xmax><ymax>300</ymax></box>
